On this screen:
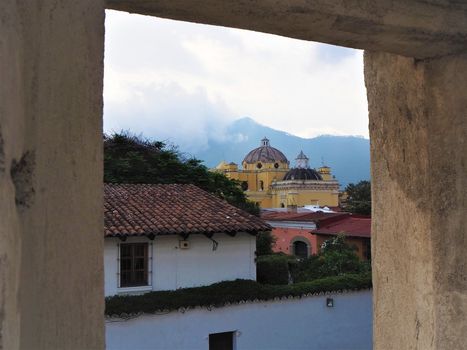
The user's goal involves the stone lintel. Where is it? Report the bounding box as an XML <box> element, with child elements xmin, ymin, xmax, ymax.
<box><xmin>106</xmin><ymin>0</ymin><xmax>467</xmax><ymax>59</ymax></box>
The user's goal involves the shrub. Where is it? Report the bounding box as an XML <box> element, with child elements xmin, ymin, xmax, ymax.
<box><xmin>256</xmin><ymin>231</ymin><xmax>277</xmax><ymax>256</ymax></box>
<box><xmin>290</xmin><ymin>255</ymin><xmax>324</xmax><ymax>283</ymax></box>
<box><xmin>105</xmin><ymin>274</ymin><xmax>372</xmax><ymax>316</ymax></box>
<box><xmin>256</xmin><ymin>254</ymin><xmax>290</xmax><ymax>285</ymax></box>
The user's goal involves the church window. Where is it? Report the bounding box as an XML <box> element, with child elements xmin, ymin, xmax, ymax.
<box><xmin>241</xmin><ymin>181</ymin><xmax>248</xmax><ymax>191</ymax></box>
<box><xmin>259</xmin><ymin>180</ymin><xmax>264</xmax><ymax>191</ymax></box>
<box><xmin>256</xmin><ymin>162</ymin><xmax>262</xmax><ymax>169</ymax></box>
<box><xmin>274</xmin><ymin>162</ymin><xmax>279</xmax><ymax>168</ymax></box>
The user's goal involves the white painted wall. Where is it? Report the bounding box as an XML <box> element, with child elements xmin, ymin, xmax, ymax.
<box><xmin>106</xmin><ymin>290</ymin><xmax>372</xmax><ymax>350</ymax></box>
<box><xmin>104</xmin><ymin>233</ymin><xmax>256</xmax><ymax>296</ymax></box>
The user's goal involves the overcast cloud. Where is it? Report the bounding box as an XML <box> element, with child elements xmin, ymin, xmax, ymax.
<box><xmin>104</xmin><ymin>10</ymin><xmax>368</xmax><ymax>152</ymax></box>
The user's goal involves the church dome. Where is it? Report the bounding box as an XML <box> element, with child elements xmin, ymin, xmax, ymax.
<box><xmin>243</xmin><ymin>138</ymin><xmax>288</xmax><ymax>164</ymax></box>
<box><xmin>283</xmin><ymin>168</ymin><xmax>323</xmax><ymax>181</ymax></box>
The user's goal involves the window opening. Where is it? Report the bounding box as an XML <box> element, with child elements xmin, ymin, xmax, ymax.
<box><xmin>119</xmin><ymin>243</ymin><xmax>149</xmax><ymax>287</ymax></box>
<box><xmin>293</xmin><ymin>241</ymin><xmax>308</xmax><ymax>259</ymax></box>
<box><xmin>209</xmin><ymin>331</ymin><xmax>234</xmax><ymax>350</ymax></box>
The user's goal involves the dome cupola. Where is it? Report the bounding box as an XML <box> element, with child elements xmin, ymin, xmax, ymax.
<box><xmin>242</xmin><ymin>137</ymin><xmax>289</xmax><ymax>166</ymax></box>
<box><xmin>283</xmin><ymin>151</ymin><xmax>322</xmax><ymax>180</ymax></box>
<box><xmin>295</xmin><ymin>150</ymin><xmax>309</xmax><ymax>169</ymax></box>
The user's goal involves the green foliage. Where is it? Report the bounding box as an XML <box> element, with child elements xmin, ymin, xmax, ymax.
<box><xmin>290</xmin><ymin>255</ymin><xmax>324</xmax><ymax>282</ymax></box>
<box><xmin>256</xmin><ymin>254</ymin><xmax>290</xmax><ymax>285</ymax></box>
<box><xmin>104</xmin><ymin>132</ymin><xmax>259</xmax><ymax>216</ymax></box>
<box><xmin>105</xmin><ymin>274</ymin><xmax>372</xmax><ymax>316</ymax></box>
<box><xmin>345</xmin><ymin>180</ymin><xmax>371</xmax><ymax>215</ymax></box>
<box><xmin>256</xmin><ymin>231</ymin><xmax>277</xmax><ymax>256</ymax></box>
<box><xmin>319</xmin><ymin>235</ymin><xmax>363</xmax><ymax>277</ymax></box>
<box><xmin>291</xmin><ymin>234</ymin><xmax>369</xmax><ymax>283</ymax></box>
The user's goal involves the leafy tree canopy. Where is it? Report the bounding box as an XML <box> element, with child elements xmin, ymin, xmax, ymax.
<box><xmin>104</xmin><ymin>132</ymin><xmax>259</xmax><ymax>216</ymax></box>
<box><xmin>344</xmin><ymin>180</ymin><xmax>371</xmax><ymax>215</ymax></box>
<box><xmin>256</xmin><ymin>231</ymin><xmax>277</xmax><ymax>256</ymax></box>
<box><xmin>286</xmin><ymin>234</ymin><xmax>370</xmax><ymax>283</ymax></box>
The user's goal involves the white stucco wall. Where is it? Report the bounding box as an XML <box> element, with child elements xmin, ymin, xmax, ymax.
<box><xmin>106</xmin><ymin>290</ymin><xmax>372</xmax><ymax>350</ymax></box>
<box><xmin>104</xmin><ymin>233</ymin><xmax>256</xmax><ymax>296</ymax></box>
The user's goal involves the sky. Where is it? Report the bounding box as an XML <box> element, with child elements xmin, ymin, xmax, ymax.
<box><xmin>104</xmin><ymin>10</ymin><xmax>368</xmax><ymax>153</ymax></box>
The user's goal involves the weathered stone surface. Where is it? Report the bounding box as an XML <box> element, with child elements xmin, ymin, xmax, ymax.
<box><xmin>365</xmin><ymin>51</ymin><xmax>467</xmax><ymax>349</ymax></box>
<box><xmin>1</xmin><ymin>0</ymin><xmax>466</xmax><ymax>349</ymax></box>
<box><xmin>106</xmin><ymin>0</ymin><xmax>467</xmax><ymax>59</ymax></box>
<box><xmin>0</xmin><ymin>1</ymin><xmax>105</xmax><ymax>349</ymax></box>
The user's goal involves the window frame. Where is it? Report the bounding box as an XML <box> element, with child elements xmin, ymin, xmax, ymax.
<box><xmin>117</xmin><ymin>241</ymin><xmax>153</xmax><ymax>291</ymax></box>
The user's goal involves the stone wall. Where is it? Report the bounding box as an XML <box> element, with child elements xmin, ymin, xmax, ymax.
<box><xmin>365</xmin><ymin>51</ymin><xmax>467</xmax><ymax>349</ymax></box>
<box><xmin>1</xmin><ymin>1</ymin><xmax>105</xmax><ymax>349</ymax></box>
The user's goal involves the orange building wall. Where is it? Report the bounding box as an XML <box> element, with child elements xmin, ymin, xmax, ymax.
<box><xmin>272</xmin><ymin>227</ymin><xmax>318</xmax><ymax>256</ymax></box>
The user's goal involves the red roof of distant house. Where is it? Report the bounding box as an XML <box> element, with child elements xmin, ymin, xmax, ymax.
<box><xmin>311</xmin><ymin>215</ymin><xmax>371</xmax><ymax>238</ymax></box>
<box><xmin>104</xmin><ymin>183</ymin><xmax>271</xmax><ymax>238</ymax></box>
<box><xmin>261</xmin><ymin>211</ymin><xmax>346</xmax><ymax>222</ymax></box>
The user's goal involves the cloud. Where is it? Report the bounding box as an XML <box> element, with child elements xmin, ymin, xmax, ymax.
<box><xmin>104</xmin><ymin>10</ymin><xmax>369</xmax><ymax>150</ymax></box>
<box><xmin>104</xmin><ymin>77</ymin><xmax>234</xmax><ymax>153</ymax></box>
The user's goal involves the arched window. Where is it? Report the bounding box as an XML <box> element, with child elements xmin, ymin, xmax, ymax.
<box><xmin>241</xmin><ymin>181</ymin><xmax>248</xmax><ymax>191</ymax></box>
<box><xmin>259</xmin><ymin>180</ymin><xmax>264</xmax><ymax>191</ymax></box>
<box><xmin>293</xmin><ymin>241</ymin><xmax>309</xmax><ymax>259</ymax></box>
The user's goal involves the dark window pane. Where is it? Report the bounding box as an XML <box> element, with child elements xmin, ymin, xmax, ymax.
<box><xmin>120</xmin><ymin>245</ymin><xmax>131</xmax><ymax>257</ymax></box>
<box><xmin>209</xmin><ymin>332</ymin><xmax>233</xmax><ymax>350</ymax></box>
<box><xmin>134</xmin><ymin>258</ymin><xmax>145</xmax><ymax>270</ymax></box>
<box><xmin>293</xmin><ymin>241</ymin><xmax>308</xmax><ymax>259</ymax></box>
<box><xmin>119</xmin><ymin>243</ymin><xmax>148</xmax><ymax>287</ymax></box>
<box><xmin>120</xmin><ymin>258</ymin><xmax>131</xmax><ymax>271</ymax></box>
<box><xmin>134</xmin><ymin>271</ymin><xmax>146</xmax><ymax>285</ymax></box>
<box><xmin>120</xmin><ymin>272</ymin><xmax>130</xmax><ymax>287</ymax></box>
<box><xmin>134</xmin><ymin>244</ymin><xmax>145</xmax><ymax>256</ymax></box>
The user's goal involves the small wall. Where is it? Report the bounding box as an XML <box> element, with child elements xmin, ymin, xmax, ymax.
<box><xmin>104</xmin><ymin>233</ymin><xmax>256</xmax><ymax>296</ymax></box>
<box><xmin>106</xmin><ymin>290</ymin><xmax>372</xmax><ymax>350</ymax></box>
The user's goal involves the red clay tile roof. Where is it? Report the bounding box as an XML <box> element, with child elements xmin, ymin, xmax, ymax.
<box><xmin>261</xmin><ymin>211</ymin><xmax>346</xmax><ymax>222</ymax></box>
<box><xmin>104</xmin><ymin>183</ymin><xmax>271</xmax><ymax>238</ymax></box>
<box><xmin>311</xmin><ymin>215</ymin><xmax>371</xmax><ymax>238</ymax></box>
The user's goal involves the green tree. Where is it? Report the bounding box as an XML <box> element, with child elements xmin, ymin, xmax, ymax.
<box><xmin>290</xmin><ymin>234</ymin><xmax>369</xmax><ymax>283</ymax></box>
<box><xmin>345</xmin><ymin>180</ymin><xmax>371</xmax><ymax>215</ymax></box>
<box><xmin>104</xmin><ymin>132</ymin><xmax>259</xmax><ymax>216</ymax></box>
<box><xmin>256</xmin><ymin>231</ymin><xmax>277</xmax><ymax>256</ymax></box>
<box><xmin>318</xmin><ymin>234</ymin><xmax>363</xmax><ymax>276</ymax></box>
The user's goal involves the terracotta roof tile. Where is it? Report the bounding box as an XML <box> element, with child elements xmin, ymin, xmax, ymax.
<box><xmin>104</xmin><ymin>183</ymin><xmax>271</xmax><ymax>237</ymax></box>
<box><xmin>311</xmin><ymin>215</ymin><xmax>371</xmax><ymax>238</ymax></box>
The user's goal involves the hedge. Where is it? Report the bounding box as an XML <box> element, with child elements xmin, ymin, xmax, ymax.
<box><xmin>105</xmin><ymin>273</ymin><xmax>372</xmax><ymax>317</ymax></box>
<box><xmin>256</xmin><ymin>254</ymin><xmax>290</xmax><ymax>285</ymax></box>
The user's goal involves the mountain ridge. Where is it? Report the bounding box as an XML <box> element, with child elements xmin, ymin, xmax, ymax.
<box><xmin>189</xmin><ymin>117</ymin><xmax>370</xmax><ymax>187</ymax></box>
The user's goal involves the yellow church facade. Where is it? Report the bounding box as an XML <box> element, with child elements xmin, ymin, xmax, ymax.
<box><xmin>214</xmin><ymin>138</ymin><xmax>340</xmax><ymax>209</ymax></box>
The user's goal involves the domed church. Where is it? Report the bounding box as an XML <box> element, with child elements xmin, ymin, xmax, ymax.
<box><xmin>214</xmin><ymin>138</ymin><xmax>340</xmax><ymax>209</ymax></box>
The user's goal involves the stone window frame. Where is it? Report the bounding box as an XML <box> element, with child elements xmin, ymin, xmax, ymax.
<box><xmin>289</xmin><ymin>236</ymin><xmax>311</xmax><ymax>258</ymax></box>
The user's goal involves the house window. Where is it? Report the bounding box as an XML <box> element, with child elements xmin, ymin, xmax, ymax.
<box><xmin>293</xmin><ymin>241</ymin><xmax>309</xmax><ymax>259</ymax></box>
<box><xmin>119</xmin><ymin>243</ymin><xmax>149</xmax><ymax>287</ymax></box>
<box><xmin>209</xmin><ymin>331</ymin><xmax>234</xmax><ymax>350</ymax></box>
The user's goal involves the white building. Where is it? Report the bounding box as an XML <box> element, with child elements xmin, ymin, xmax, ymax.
<box><xmin>106</xmin><ymin>290</ymin><xmax>373</xmax><ymax>350</ymax></box>
<box><xmin>103</xmin><ymin>183</ymin><xmax>270</xmax><ymax>296</ymax></box>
